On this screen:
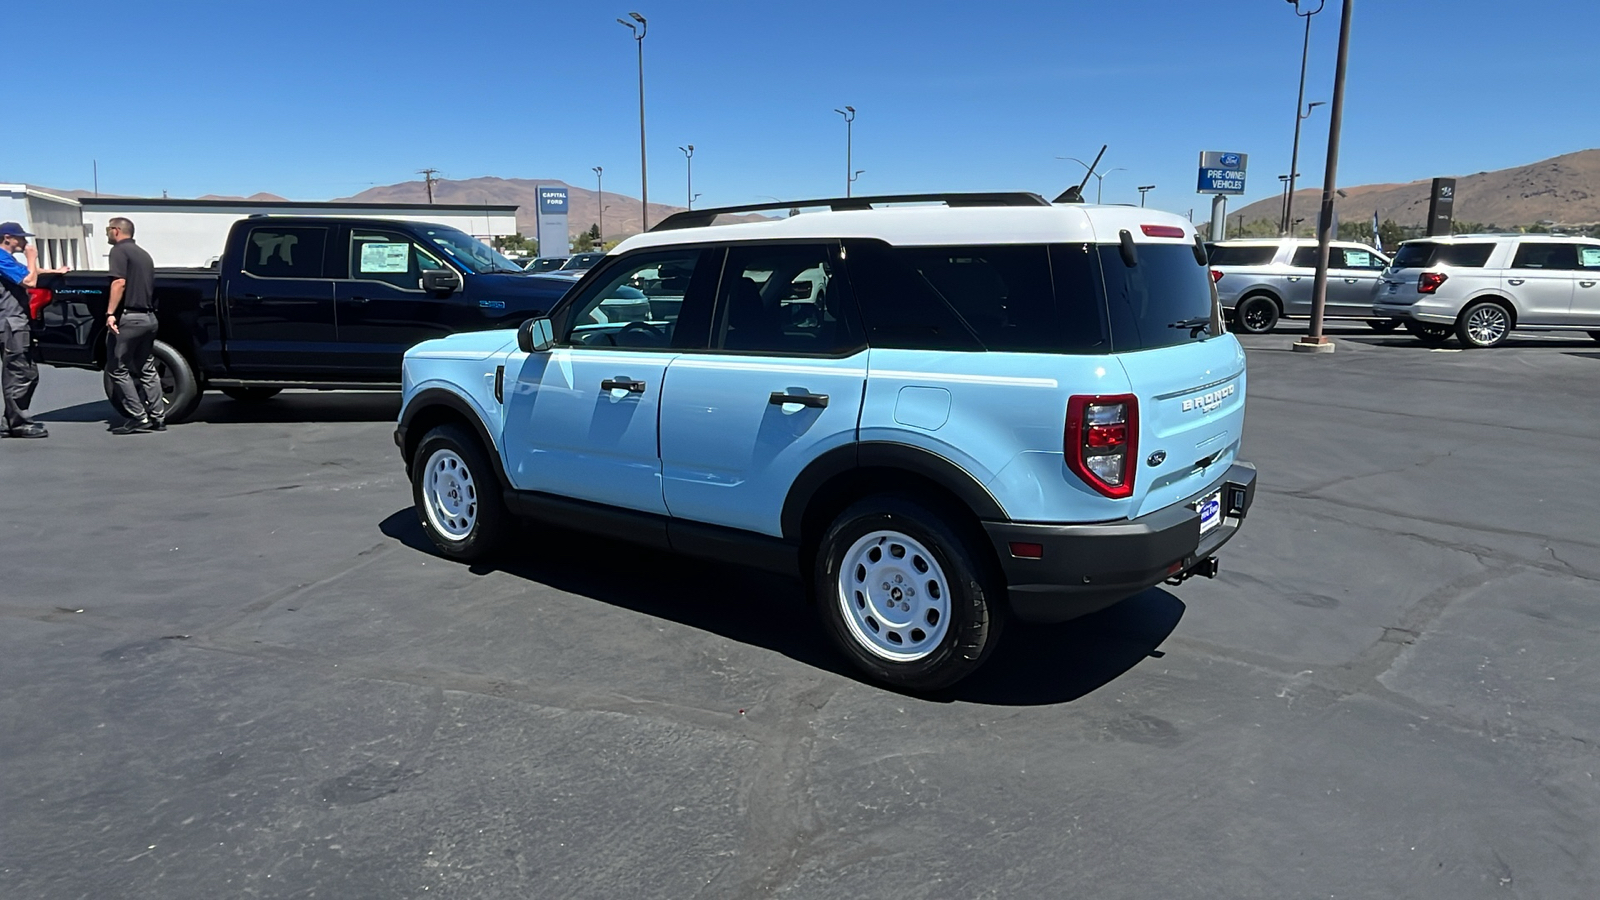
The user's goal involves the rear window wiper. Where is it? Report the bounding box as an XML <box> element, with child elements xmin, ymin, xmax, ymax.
<box><xmin>1169</xmin><ymin>316</ymin><xmax>1212</xmax><ymax>338</ymax></box>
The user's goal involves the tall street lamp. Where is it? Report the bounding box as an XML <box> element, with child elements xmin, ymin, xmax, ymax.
<box><xmin>1297</xmin><ymin>0</ymin><xmax>1354</xmax><ymax>354</ymax></box>
<box><xmin>592</xmin><ymin>166</ymin><xmax>604</xmax><ymax>241</ymax></box>
<box><xmin>833</xmin><ymin>106</ymin><xmax>856</xmax><ymax>196</ymax></box>
<box><xmin>679</xmin><ymin>144</ymin><xmax>694</xmax><ymax>208</ymax></box>
<box><xmin>1137</xmin><ymin>184</ymin><xmax>1156</xmax><ymax>207</ymax></box>
<box><xmin>618</xmin><ymin>12</ymin><xmax>649</xmax><ymax>230</ymax></box>
<box><xmin>1058</xmin><ymin>157</ymin><xmax>1125</xmax><ymax>203</ymax></box>
<box><xmin>1283</xmin><ymin>0</ymin><xmax>1327</xmax><ymax>235</ymax></box>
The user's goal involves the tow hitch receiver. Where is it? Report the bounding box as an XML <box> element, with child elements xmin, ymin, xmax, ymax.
<box><xmin>1166</xmin><ymin>556</ymin><xmax>1220</xmax><ymax>586</ymax></box>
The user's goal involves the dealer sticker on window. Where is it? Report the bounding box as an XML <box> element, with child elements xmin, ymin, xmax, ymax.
<box><xmin>1197</xmin><ymin>490</ymin><xmax>1223</xmax><ymax>534</ymax></box>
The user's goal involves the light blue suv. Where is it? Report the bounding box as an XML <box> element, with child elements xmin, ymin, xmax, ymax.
<box><xmin>394</xmin><ymin>193</ymin><xmax>1257</xmax><ymax>690</ymax></box>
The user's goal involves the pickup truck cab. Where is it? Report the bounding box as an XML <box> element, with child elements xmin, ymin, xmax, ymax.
<box><xmin>395</xmin><ymin>193</ymin><xmax>1257</xmax><ymax>691</ymax></box>
<box><xmin>30</xmin><ymin>216</ymin><xmax>572</xmax><ymax>420</ymax></box>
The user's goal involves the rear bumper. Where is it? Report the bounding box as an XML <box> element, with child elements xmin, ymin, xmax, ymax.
<box><xmin>982</xmin><ymin>463</ymin><xmax>1257</xmax><ymax>624</ymax></box>
<box><xmin>1372</xmin><ymin>297</ymin><xmax>1458</xmax><ymax>325</ymax></box>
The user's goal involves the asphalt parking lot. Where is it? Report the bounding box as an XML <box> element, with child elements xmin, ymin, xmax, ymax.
<box><xmin>4</xmin><ymin>322</ymin><xmax>1599</xmax><ymax>899</ymax></box>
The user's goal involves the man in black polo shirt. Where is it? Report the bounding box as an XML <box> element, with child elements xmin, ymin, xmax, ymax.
<box><xmin>105</xmin><ymin>217</ymin><xmax>165</xmax><ymax>434</ymax></box>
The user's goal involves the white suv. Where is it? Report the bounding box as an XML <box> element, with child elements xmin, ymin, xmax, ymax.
<box><xmin>1373</xmin><ymin>234</ymin><xmax>1600</xmax><ymax>348</ymax></box>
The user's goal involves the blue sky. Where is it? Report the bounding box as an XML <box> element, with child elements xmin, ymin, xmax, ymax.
<box><xmin>16</xmin><ymin>0</ymin><xmax>1597</xmax><ymax>217</ymax></box>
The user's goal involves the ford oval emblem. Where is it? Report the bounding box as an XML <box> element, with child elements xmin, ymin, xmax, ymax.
<box><xmin>1147</xmin><ymin>450</ymin><xmax>1167</xmax><ymax>467</ymax></box>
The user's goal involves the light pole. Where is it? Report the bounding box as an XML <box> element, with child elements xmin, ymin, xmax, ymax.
<box><xmin>678</xmin><ymin>144</ymin><xmax>694</xmax><ymax>208</ymax></box>
<box><xmin>833</xmin><ymin>106</ymin><xmax>855</xmax><ymax>196</ymax></box>
<box><xmin>850</xmin><ymin>170</ymin><xmax>865</xmax><ymax>193</ymax></box>
<box><xmin>618</xmin><ymin>12</ymin><xmax>648</xmax><ymax>230</ymax></box>
<box><xmin>1278</xmin><ymin>173</ymin><xmax>1292</xmax><ymax>232</ymax></box>
<box><xmin>1137</xmin><ymin>184</ymin><xmax>1156</xmax><ymax>207</ymax></box>
<box><xmin>1058</xmin><ymin>157</ymin><xmax>1125</xmax><ymax>204</ymax></box>
<box><xmin>1284</xmin><ymin>0</ymin><xmax>1326</xmax><ymax>234</ymax></box>
<box><xmin>592</xmin><ymin>166</ymin><xmax>603</xmax><ymax>242</ymax></box>
<box><xmin>1298</xmin><ymin>0</ymin><xmax>1353</xmax><ymax>354</ymax></box>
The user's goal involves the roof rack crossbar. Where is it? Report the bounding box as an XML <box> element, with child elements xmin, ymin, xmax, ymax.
<box><xmin>649</xmin><ymin>192</ymin><xmax>1052</xmax><ymax>232</ymax></box>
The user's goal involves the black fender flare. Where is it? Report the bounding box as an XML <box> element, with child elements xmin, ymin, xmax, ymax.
<box><xmin>780</xmin><ymin>441</ymin><xmax>1007</xmax><ymax>542</ymax></box>
<box><xmin>397</xmin><ymin>388</ymin><xmax>510</xmax><ymax>487</ymax></box>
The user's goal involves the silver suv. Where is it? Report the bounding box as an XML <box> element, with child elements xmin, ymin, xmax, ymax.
<box><xmin>1372</xmin><ymin>234</ymin><xmax>1600</xmax><ymax>348</ymax></box>
<box><xmin>1207</xmin><ymin>237</ymin><xmax>1392</xmax><ymax>334</ymax></box>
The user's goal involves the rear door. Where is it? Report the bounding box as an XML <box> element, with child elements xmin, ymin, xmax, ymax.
<box><xmin>1504</xmin><ymin>242</ymin><xmax>1577</xmax><ymax>324</ymax></box>
<box><xmin>658</xmin><ymin>241</ymin><xmax>867</xmax><ymax>536</ymax></box>
<box><xmin>1573</xmin><ymin>244</ymin><xmax>1600</xmax><ymax>325</ymax></box>
<box><xmin>1099</xmin><ymin>238</ymin><xmax>1247</xmax><ymax>519</ymax></box>
<box><xmin>1281</xmin><ymin>245</ymin><xmax>1320</xmax><ymax>314</ymax></box>
<box><xmin>222</xmin><ymin>223</ymin><xmax>337</xmax><ymax>373</ymax></box>
<box><xmin>1329</xmin><ymin>244</ymin><xmax>1388</xmax><ymax>315</ymax></box>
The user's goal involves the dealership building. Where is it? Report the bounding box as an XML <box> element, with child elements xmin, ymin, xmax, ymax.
<box><xmin>1</xmin><ymin>186</ymin><xmax>518</xmax><ymax>270</ymax></box>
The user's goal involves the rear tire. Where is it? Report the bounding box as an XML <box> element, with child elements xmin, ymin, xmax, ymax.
<box><xmin>221</xmin><ymin>386</ymin><xmax>282</xmax><ymax>403</ymax></box>
<box><xmin>1233</xmin><ymin>295</ymin><xmax>1280</xmax><ymax>334</ymax></box>
<box><xmin>103</xmin><ymin>339</ymin><xmax>202</xmax><ymax>423</ymax></box>
<box><xmin>1404</xmin><ymin>321</ymin><xmax>1453</xmax><ymax>346</ymax></box>
<box><xmin>411</xmin><ymin>424</ymin><xmax>511</xmax><ymax>562</ymax></box>
<box><xmin>1455</xmin><ymin>301</ymin><xmax>1512</xmax><ymax>348</ymax></box>
<box><xmin>1366</xmin><ymin>319</ymin><xmax>1401</xmax><ymax>333</ymax></box>
<box><xmin>813</xmin><ymin>495</ymin><xmax>1005</xmax><ymax>691</ymax></box>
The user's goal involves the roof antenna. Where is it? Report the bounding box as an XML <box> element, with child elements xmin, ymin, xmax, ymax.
<box><xmin>1054</xmin><ymin>144</ymin><xmax>1106</xmax><ymax>203</ymax></box>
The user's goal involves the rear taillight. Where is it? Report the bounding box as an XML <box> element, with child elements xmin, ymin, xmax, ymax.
<box><xmin>1065</xmin><ymin>394</ymin><xmax>1138</xmax><ymax>499</ymax></box>
<box><xmin>26</xmin><ymin>288</ymin><xmax>52</xmax><ymax>320</ymax></box>
<box><xmin>1418</xmin><ymin>272</ymin><xmax>1448</xmax><ymax>294</ymax></box>
<box><xmin>1140</xmin><ymin>224</ymin><xmax>1186</xmax><ymax>238</ymax></box>
<box><xmin>1210</xmin><ymin>268</ymin><xmax>1224</xmax><ymax>284</ymax></box>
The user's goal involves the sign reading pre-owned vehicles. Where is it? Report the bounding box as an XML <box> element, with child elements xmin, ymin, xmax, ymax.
<box><xmin>1197</xmin><ymin>152</ymin><xmax>1249</xmax><ymax>195</ymax></box>
<box><xmin>535</xmin><ymin>186</ymin><xmax>570</xmax><ymax>256</ymax></box>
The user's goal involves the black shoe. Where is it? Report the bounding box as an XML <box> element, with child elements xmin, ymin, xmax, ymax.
<box><xmin>109</xmin><ymin>419</ymin><xmax>152</xmax><ymax>435</ymax></box>
<box><xmin>147</xmin><ymin>420</ymin><xmax>167</xmax><ymax>432</ymax></box>
<box><xmin>6</xmin><ymin>423</ymin><xmax>47</xmax><ymax>438</ymax></box>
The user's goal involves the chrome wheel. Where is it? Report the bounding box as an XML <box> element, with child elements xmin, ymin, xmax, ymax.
<box><xmin>837</xmin><ymin>530</ymin><xmax>952</xmax><ymax>662</ymax></box>
<box><xmin>1463</xmin><ymin>304</ymin><xmax>1509</xmax><ymax>347</ymax></box>
<box><xmin>422</xmin><ymin>449</ymin><xmax>478</xmax><ymax>541</ymax></box>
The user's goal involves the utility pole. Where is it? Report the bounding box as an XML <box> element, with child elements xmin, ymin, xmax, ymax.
<box><xmin>619</xmin><ymin>13</ymin><xmax>649</xmax><ymax>230</ymax></box>
<box><xmin>833</xmin><ymin>106</ymin><xmax>856</xmax><ymax>196</ymax></box>
<box><xmin>1296</xmin><ymin>0</ymin><xmax>1353</xmax><ymax>355</ymax></box>
<box><xmin>417</xmin><ymin>168</ymin><xmax>440</xmax><ymax>204</ymax></box>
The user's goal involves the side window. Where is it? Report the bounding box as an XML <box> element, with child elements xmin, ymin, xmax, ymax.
<box><xmin>1340</xmin><ymin>247</ymin><xmax>1380</xmax><ymax>269</ymax></box>
<box><xmin>1512</xmin><ymin>243</ymin><xmax>1579</xmax><ymax>270</ymax></box>
<box><xmin>1290</xmin><ymin>246</ymin><xmax>1320</xmax><ymax>268</ymax></box>
<box><xmin>1579</xmin><ymin>246</ymin><xmax>1600</xmax><ymax>269</ymax></box>
<box><xmin>559</xmin><ymin>249</ymin><xmax>706</xmax><ymax>350</ymax></box>
<box><xmin>242</xmin><ymin>227</ymin><xmax>328</xmax><ymax>279</ymax></box>
<box><xmin>842</xmin><ymin>240</ymin><xmax>983</xmax><ymax>352</ymax></box>
<box><xmin>349</xmin><ymin>230</ymin><xmax>445</xmax><ymax>291</ymax></box>
<box><xmin>714</xmin><ymin>243</ymin><xmax>863</xmax><ymax>355</ymax></box>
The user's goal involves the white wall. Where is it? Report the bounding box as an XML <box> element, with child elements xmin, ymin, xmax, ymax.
<box><xmin>0</xmin><ymin>185</ymin><xmax>88</xmax><ymax>270</ymax></box>
<box><xmin>78</xmin><ymin>204</ymin><xmax>519</xmax><ymax>269</ymax></box>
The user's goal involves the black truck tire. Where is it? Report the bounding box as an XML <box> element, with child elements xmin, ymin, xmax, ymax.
<box><xmin>1233</xmin><ymin>295</ymin><xmax>1280</xmax><ymax>334</ymax></box>
<box><xmin>103</xmin><ymin>340</ymin><xmax>202</xmax><ymax>424</ymax></box>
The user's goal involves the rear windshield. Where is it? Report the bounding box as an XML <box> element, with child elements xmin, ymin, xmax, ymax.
<box><xmin>1391</xmin><ymin>242</ymin><xmax>1494</xmax><ymax>269</ymax></box>
<box><xmin>1206</xmin><ymin>244</ymin><xmax>1276</xmax><ymax>266</ymax></box>
<box><xmin>1098</xmin><ymin>244</ymin><xmax>1216</xmax><ymax>352</ymax></box>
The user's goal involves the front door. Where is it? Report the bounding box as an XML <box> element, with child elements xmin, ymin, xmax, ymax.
<box><xmin>502</xmin><ymin>247</ymin><xmax>717</xmax><ymax>515</ymax></box>
<box><xmin>1280</xmin><ymin>245</ymin><xmax>1320</xmax><ymax>315</ymax></box>
<box><xmin>1504</xmin><ymin>241</ymin><xmax>1577</xmax><ymax>325</ymax></box>
<box><xmin>1566</xmin><ymin>244</ymin><xmax>1600</xmax><ymax>326</ymax></box>
<box><xmin>333</xmin><ymin>226</ymin><xmax>462</xmax><ymax>378</ymax></box>
<box><xmin>223</xmin><ymin>224</ymin><xmax>337</xmax><ymax>374</ymax></box>
<box><xmin>659</xmin><ymin>242</ymin><xmax>867</xmax><ymax>536</ymax></box>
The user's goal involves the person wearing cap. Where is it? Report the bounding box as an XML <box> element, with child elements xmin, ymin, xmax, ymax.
<box><xmin>103</xmin><ymin>217</ymin><xmax>164</xmax><ymax>434</ymax></box>
<box><xmin>0</xmin><ymin>222</ymin><xmax>68</xmax><ymax>438</ymax></box>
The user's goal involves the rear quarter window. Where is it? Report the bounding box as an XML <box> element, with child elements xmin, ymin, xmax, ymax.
<box><xmin>1098</xmin><ymin>244</ymin><xmax>1215</xmax><ymax>352</ymax></box>
<box><xmin>1392</xmin><ymin>242</ymin><xmax>1495</xmax><ymax>269</ymax></box>
<box><xmin>1206</xmin><ymin>244</ymin><xmax>1277</xmax><ymax>266</ymax></box>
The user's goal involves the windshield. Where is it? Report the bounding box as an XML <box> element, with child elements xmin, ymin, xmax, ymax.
<box><xmin>421</xmin><ymin>227</ymin><xmax>526</xmax><ymax>274</ymax></box>
<box><xmin>562</xmin><ymin>253</ymin><xmax>605</xmax><ymax>270</ymax></box>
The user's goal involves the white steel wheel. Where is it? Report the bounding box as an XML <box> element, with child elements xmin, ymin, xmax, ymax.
<box><xmin>837</xmin><ymin>530</ymin><xmax>953</xmax><ymax>663</ymax></box>
<box><xmin>1458</xmin><ymin>302</ymin><xmax>1510</xmax><ymax>348</ymax></box>
<box><xmin>422</xmin><ymin>448</ymin><xmax>479</xmax><ymax>541</ymax></box>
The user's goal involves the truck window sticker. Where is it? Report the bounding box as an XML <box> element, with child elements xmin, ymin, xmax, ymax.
<box><xmin>1580</xmin><ymin>247</ymin><xmax>1600</xmax><ymax>269</ymax></box>
<box><xmin>360</xmin><ymin>242</ymin><xmax>411</xmax><ymax>274</ymax></box>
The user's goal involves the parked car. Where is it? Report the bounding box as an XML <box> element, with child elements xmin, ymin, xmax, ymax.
<box><xmin>1372</xmin><ymin>234</ymin><xmax>1600</xmax><ymax>347</ymax></box>
<box><xmin>394</xmin><ymin>193</ymin><xmax>1257</xmax><ymax>691</ymax></box>
<box><xmin>559</xmin><ymin>252</ymin><xmax>607</xmax><ymax>272</ymax></box>
<box><xmin>1207</xmin><ymin>237</ymin><xmax>1392</xmax><ymax>334</ymax></box>
<box><xmin>524</xmin><ymin>256</ymin><xmax>568</xmax><ymax>273</ymax></box>
<box><xmin>31</xmin><ymin>217</ymin><xmax>573</xmax><ymax>421</ymax></box>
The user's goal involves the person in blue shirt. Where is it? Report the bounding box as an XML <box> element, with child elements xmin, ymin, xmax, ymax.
<box><xmin>0</xmin><ymin>222</ymin><xmax>68</xmax><ymax>437</ymax></box>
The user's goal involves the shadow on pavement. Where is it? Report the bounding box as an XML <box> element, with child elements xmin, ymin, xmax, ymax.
<box><xmin>37</xmin><ymin>391</ymin><xmax>400</xmax><ymax>425</ymax></box>
<box><xmin>379</xmin><ymin>508</ymin><xmax>1183</xmax><ymax>707</ymax></box>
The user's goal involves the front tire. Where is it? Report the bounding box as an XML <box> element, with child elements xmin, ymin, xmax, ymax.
<box><xmin>814</xmin><ymin>495</ymin><xmax>1005</xmax><ymax>691</ymax></box>
<box><xmin>1456</xmin><ymin>301</ymin><xmax>1512</xmax><ymax>348</ymax></box>
<box><xmin>411</xmin><ymin>424</ymin><xmax>511</xmax><ymax>562</ymax></box>
<box><xmin>103</xmin><ymin>339</ymin><xmax>202</xmax><ymax>423</ymax></box>
<box><xmin>1405</xmin><ymin>321</ymin><xmax>1453</xmax><ymax>346</ymax></box>
<box><xmin>1233</xmin><ymin>295</ymin><xmax>1280</xmax><ymax>334</ymax></box>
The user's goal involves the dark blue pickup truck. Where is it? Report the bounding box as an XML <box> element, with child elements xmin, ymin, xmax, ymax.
<box><xmin>31</xmin><ymin>216</ymin><xmax>576</xmax><ymax>421</ymax></box>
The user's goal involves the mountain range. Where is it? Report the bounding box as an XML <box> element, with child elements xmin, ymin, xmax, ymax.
<box><xmin>336</xmin><ymin>177</ymin><xmax>691</xmax><ymax>242</ymax></box>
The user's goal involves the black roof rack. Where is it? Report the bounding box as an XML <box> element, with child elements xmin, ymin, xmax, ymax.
<box><xmin>649</xmin><ymin>192</ymin><xmax>1052</xmax><ymax>232</ymax></box>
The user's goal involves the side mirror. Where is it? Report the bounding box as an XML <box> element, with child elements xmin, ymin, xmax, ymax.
<box><xmin>422</xmin><ymin>268</ymin><xmax>462</xmax><ymax>295</ymax></box>
<box><xmin>517</xmin><ymin>317</ymin><xmax>555</xmax><ymax>353</ymax></box>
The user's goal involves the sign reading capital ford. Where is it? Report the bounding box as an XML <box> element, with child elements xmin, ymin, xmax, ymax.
<box><xmin>1197</xmin><ymin>151</ymin><xmax>1249</xmax><ymax>195</ymax></box>
<box><xmin>538</xmin><ymin>187</ymin><xmax>569</xmax><ymax>215</ymax></box>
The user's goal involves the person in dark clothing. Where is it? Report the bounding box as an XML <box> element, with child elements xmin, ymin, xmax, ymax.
<box><xmin>0</xmin><ymin>222</ymin><xmax>68</xmax><ymax>438</ymax></box>
<box><xmin>104</xmin><ymin>217</ymin><xmax>165</xmax><ymax>434</ymax></box>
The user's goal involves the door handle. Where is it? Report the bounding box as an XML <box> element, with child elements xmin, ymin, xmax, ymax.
<box><xmin>1580</xmin><ymin>281</ymin><xmax>1597</xmax><ymax>288</ymax></box>
<box><xmin>1286</xmin><ymin>276</ymin><xmax>1303</xmax><ymax>282</ymax></box>
<box><xmin>600</xmin><ymin>377</ymin><xmax>647</xmax><ymax>394</ymax></box>
<box><xmin>769</xmin><ymin>391</ymin><xmax>829</xmax><ymax>409</ymax></box>
<box><xmin>1507</xmin><ymin>278</ymin><xmax>1525</xmax><ymax>285</ymax></box>
<box><xmin>349</xmin><ymin>296</ymin><xmax>371</xmax><ymax>304</ymax></box>
<box><xmin>1344</xmin><ymin>278</ymin><xmax>1360</xmax><ymax>283</ymax></box>
<box><xmin>237</xmin><ymin>293</ymin><xmax>261</xmax><ymax>302</ymax></box>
